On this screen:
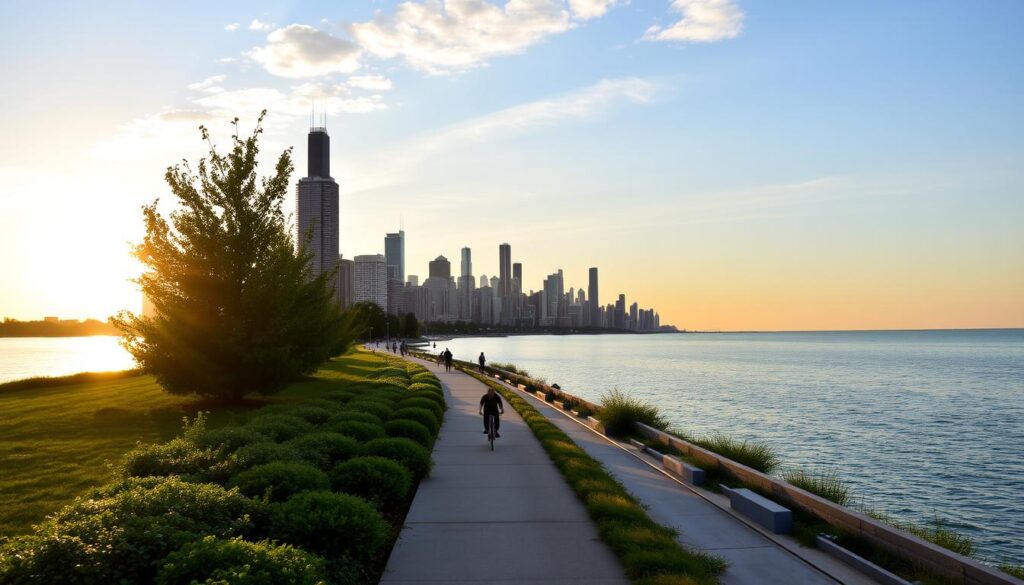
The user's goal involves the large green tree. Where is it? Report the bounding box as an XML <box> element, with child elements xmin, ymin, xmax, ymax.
<box><xmin>114</xmin><ymin>112</ymin><xmax>352</xmax><ymax>400</ymax></box>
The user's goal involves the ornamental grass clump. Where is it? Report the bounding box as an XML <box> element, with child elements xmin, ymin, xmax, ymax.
<box><xmin>782</xmin><ymin>468</ymin><xmax>850</xmax><ymax>506</ymax></box>
<box><xmin>155</xmin><ymin>536</ymin><xmax>328</xmax><ymax>585</ymax></box>
<box><xmin>599</xmin><ymin>388</ymin><xmax>669</xmax><ymax>437</ymax></box>
<box><xmin>688</xmin><ymin>432</ymin><xmax>779</xmax><ymax>474</ymax></box>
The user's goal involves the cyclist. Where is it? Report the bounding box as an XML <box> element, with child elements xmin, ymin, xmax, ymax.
<box><xmin>479</xmin><ymin>387</ymin><xmax>504</xmax><ymax>438</ymax></box>
<box><xmin>478</xmin><ymin>352</ymin><xmax>486</xmax><ymax>373</ymax></box>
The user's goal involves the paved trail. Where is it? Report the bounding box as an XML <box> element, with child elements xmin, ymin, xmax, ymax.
<box><xmin>380</xmin><ymin>358</ymin><xmax>629</xmax><ymax>585</ymax></box>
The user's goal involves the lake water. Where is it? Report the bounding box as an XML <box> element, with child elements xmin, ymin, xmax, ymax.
<box><xmin>438</xmin><ymin>330</ymin><xmax>1024</xmax><ymax>565</ymax></box>
<box><xmin>0</xmin><ymin>336</ymin><xmax>135</xmax><ymax>384</ymax></box>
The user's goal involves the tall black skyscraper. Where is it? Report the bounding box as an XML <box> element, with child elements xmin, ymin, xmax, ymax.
<box><xmin>498</xmin><ymin>243</ymin><xmax>511</xmax><ymax>298</ymax></box>
<box><xmin>296</xmin><ymin>125</ymin><xmax>339</xmax><ymax>283</ymax></box>
<box><xmin>588</xmin><ymin>267</ymin><xmax>599</xmax><ymax>326</ymax></box>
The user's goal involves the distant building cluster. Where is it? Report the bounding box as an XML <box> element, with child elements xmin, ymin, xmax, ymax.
<box><xmin>295</xmin><ymin>125</ymin><xmax>667</xmax><ymax>332</ymax></box>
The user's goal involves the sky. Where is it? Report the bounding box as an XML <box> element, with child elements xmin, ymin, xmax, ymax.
<box><xmin>0</xmin><ymin>0</ymin><xmax>1022</xmax><ymax>331</ymax></box>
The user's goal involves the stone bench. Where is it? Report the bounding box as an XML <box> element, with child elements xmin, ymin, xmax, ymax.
<box><xmin>586</xmin><ymin>416</ymin><xmax>606</xmax><ymax>434</ymax></box>
<box><xmin>723</xmin><ymin>487</ymin><xmax>792</xmax><ymax>534</ymax></box>
<box><xmin>662</xmin><ymin>455</ymin><xmax>705</xmax><ymax>486</ymax></box>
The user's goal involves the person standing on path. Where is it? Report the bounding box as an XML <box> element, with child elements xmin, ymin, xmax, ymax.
<box><xmin>443</xmin><ymin>348</ymin><xmax>453</xmax><ymax>372</ymax></box>
<box><xmin>478</xmin><ymin>352</ymin><xmax>486</xmax><ymax>373</ymax></box>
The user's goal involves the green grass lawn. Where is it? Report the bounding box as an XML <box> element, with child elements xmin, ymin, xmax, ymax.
<box><xmin>0</xmin><ymin>350</ymin><xmax>383</xmax><ymax>538</ymax></box>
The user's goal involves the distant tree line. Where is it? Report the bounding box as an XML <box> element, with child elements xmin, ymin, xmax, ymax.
<box><xmin>0</xmin><ymin>318</ymin><xmax>120</xmax><ymax>337</ymax></box>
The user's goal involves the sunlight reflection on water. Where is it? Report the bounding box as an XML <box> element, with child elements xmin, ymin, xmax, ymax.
<box><xmin>0</xmin><ymin>336</ymin><xmax>136</xmax><ymax>383</ymax></box>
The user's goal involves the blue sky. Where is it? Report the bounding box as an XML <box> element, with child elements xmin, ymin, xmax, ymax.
<box><xmin>0</xmin><ymin>1</ymin><xmax>1022</xmax><ymax>329</ymax></box>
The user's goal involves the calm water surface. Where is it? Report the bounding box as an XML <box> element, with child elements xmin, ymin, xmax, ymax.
<box><xmin>0</xmin><ymin>336</ymin><xmax>135</xmax><ymax>383</ymax></box>
<box><xmin>440</xmin><ymin>330</ymin><xmax>1024</xmax><ymax>564</ymax></box>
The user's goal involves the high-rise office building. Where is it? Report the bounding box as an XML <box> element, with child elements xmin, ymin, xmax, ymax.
<box><xmin>614</xmin><ymin>294</ymin><xmax>626</xmax><ymax>329</ymax></box>
<box><xmin>337</xmin><ymin>257</ymin><xmax>354</xmax><ymax>309</ymax></box>
<box><xmin>384</xmin><ymin>230</ymin><xmax>405</xmax><ymax>282</ymax></box>
<box><xmin>479</xmin><ymin>274</ymin><xmax>488</xmax><ymax>288</ymax></box>
<box><xmin>296</xmin><ymin>126</ymin><xmax>339</xmax><ymax>281</ymax></box>
<box><xmin>353</xmin><ymin>254</ymin><xmax>388</xmax><ymax>310</ymax></box>
<box><xmin>630</xmin><ymin>302</ymin><xmax>639</xmax><ymax>330</ymax></box>
<box><xmin>457</xmin><ymin>247</ymin><xmax>475</xmax><ymax>321</ymax></box>
<box><xmin>588</xmin><ymin>267</ymin><xmax>599</xmax><ymax>326</ymax></box>
<box><xmin>429</xmin><ymin>256</ymin><xmax>451</xmax><ymax>279</ymax></box>
<box><xmin>460</xmin><ymin>247</ymin><xmax>472</xmax><ymax>278</ymax></box>
<box><xmin>512</xmin><ymin>262</ymin><xmax>522</xmax><ymax>282</ymax></box>
<box><xmin>498</xmin><ymin>243</ymin><xmax>511</xmax><ymax>298</ymax></box>
<box><xmin>407</xmin><ymin>275</ymin><xmax>419</xmax><ymax>287</ymax></box>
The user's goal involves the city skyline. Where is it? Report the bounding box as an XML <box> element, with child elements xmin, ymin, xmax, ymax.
<box><xmin>1</xmin><ymin>1</ymin><xmax>1022</xmax><ymax>331</ymax></box>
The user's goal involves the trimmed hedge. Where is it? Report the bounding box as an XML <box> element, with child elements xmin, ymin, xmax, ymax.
<box><xmin>270</xmin><ymin>491</ymin><xmax>387</xmax><ymax>559</ymax></box>
<box><xmin>389</xmin><ymin>407</ymin><xmax>440</xmax><ymax>435</ymax></box>
<box><xmin>362</xmin><ymin>438</ymin><xmax>432</xmax><ymax>480</ymax></box>
<box><xmin>245</xmin><ymin>415</ymin><xmax>314</xmax><ymax>442</ymax></box>
<box><xmin>330</xmin><ymin>456</ymin><xmax>412</xmax><ymax>509</ymax></box>
<box><xmin>285</xmin><ymin>432</ymin><xmax>360</xmax><ymax>470</ymax></box>
<box><xmin>327</xmin><ymin>411</ymin><xmax>383</xmax><ymax>426</ymax></box>
<box><xmin>279</xmin><ymin>405</ymin><xmax>335</xmax><ymax>425</ymax></box>
<box><xmin>155</xmin><ymin>536</ymin><xmax>327</xmax><ymax>585</ymax></box>
<box><xmin>384</xmin><ymin>419</ymin><xmax>433</xmax><ymax>448</ymax></box>
<box><xmin>197</xmin><ymin>427</ymin><xmax>265</xmax><ymax>454</ymax></box>
<box><xmin>121</xmin><ymin>437</ymin><xmax>219</xmax><ymax>479</ymax></box>
<box><xmin>397</xmin><ymin>396</ymin><xmax>444</xmax><ymax>419</ymax></box>
<box><xmin>342</xmin><ymin>401</ymin><xmax>394</xmax><ymax>421</ymax></box>
<box><xmin>228</xmin><ymin>461</ymin><xmax>330</xmax><ymax>502</ymax></box>
<box><xmin>0</xmin><ymin>477</ymin><xmax>260</xmax><ymax>584</ymax></box>
<box><xmin>228</xmin><ymin>441</ymin><xmax>300</xmax><ymax>472</ymax></box>
<box><xmin>327</xmin><ymin>420</ymin><xmax>385</xmax><ymax>442</ymax></box>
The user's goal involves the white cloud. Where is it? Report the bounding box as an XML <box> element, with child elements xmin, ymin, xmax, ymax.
<box><xmin>644</xmin><ymin>0</ymin><xmax>743</xmax><ymax>43</ymax></box>
<box><xmin>224</xmin><ymin>22</ymin><xmax>240</xmax><ymax>32</ymax></box>
<box><xmin>187</xmin><ymin>74</ymin><xmax>227</xmax><ymax>93</ymax></box>
<box><xmin>250</xmin><ymin>25</ymin><xmax>362</xmax><ymax>78</ymax></box>
<box><xmin>349</xmin><ymin>0</ymin><xmax>573</xmax><ymax>75</ymax></box>
<box><xmin>568</xmin><ymin>0</ymin><xmax>617</xmax><ymax>20</ymax></box>
<box><xmin>249</xmin><ymin>19</ymin><xmax>271</xmax><ymax>32</ymax></box>
<box><xmin>346</xmin><ymin>74</ymin><xmax>394</xmax><ymax>91</ymax></box>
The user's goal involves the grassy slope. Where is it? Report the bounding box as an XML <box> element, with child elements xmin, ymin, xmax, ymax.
<box><xmin>0</xmin><ymin>351</ymin><xmax>381</xmax><ymax>538</ymax></box>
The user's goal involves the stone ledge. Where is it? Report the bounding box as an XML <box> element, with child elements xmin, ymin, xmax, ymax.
<box><xmin>723</xmin><ymin>487</ymin><xmax>792</xmax><ymax>534</ymax></box>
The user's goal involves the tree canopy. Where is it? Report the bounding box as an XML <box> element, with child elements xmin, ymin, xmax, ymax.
<box><xmin>114</xmin><ymin>112</ymin><xmax>354</xmax><ymax>400</ymax></box>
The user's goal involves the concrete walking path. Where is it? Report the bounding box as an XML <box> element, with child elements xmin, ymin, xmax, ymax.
<box><xmin>380</xmin><ymin>358</ymin><xmax>630</xmax><ymax>585</ymax></box>
<box><xmin>489</xmin><ymin>376</ymin><xmax>883</xmax><ymax>585</ymax></box>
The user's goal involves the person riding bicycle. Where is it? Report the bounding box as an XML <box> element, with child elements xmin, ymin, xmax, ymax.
<box><xmin>479</xmin><ymin>387</ymin><xmax>504</xmax><ymax>438</ymax></box>
<box><xmin>478</xmin><ymin>352</ymin><xmax>486</xmax><ymax>373</ymax></box>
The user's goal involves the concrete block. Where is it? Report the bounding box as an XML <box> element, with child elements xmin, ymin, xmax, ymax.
<box><xmin>725</xmin><ymin>487</ymin><xmax>792</xmax><ymax>534</ymax></box>
<box><xmin>535</xmin><ymin>391</ymin><xmax>547</xmax><ymax>400</ymax></box>
<box><xmin>662</xmin><ymin>455</ymin><xmax>705</xmax><ymax>486</ymax></box>
<box><xmin>553</xmin><ymin>401</ymin><xmax>565</xmax><ymax>409</ymax></box>
<box><xmin>627</xmin><ymin>438</ymin><xmax>645</xmax><ymax>449</ymax></box>
<box><xmin>586</xmin><ymin>416</ymin><xmax>606</xmax><ymax>434</ymax></box>
<box><xmin>816</xmin><ymin>535</ymin><xmax>914</xmax><ymax>585</ymax></box>
<box><xmin>517</xmin><ymin>384</ymin><xmax>527</xmax><ymax>390</ymax></box>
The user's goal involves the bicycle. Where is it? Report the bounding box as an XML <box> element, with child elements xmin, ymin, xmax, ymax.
<box><xmin>485</xmin><ymin>413</ymin><xmax>498</xmax><ymax>451</ymax></box>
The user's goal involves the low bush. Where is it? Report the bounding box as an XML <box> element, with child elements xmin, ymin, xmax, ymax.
<box><xmin>585</xmin><ymin>492</ymin><xmax>649</xmax><ymax>525</ymax></box>
<box><xmin>362</xmin><ymin>437</ymin><xmax>432</xmax><ymax>480</ymax></box>
<box><xmin>688</xmin><ymin>432</ymin><xmax>779</xmax><ymax>474</ymax></box>
<box><xmin>398</xmin><ymin>396</ymin><xmax>445</xmax><ymax>418</ymax></box>
<box><xmin>228</xmin><ymin>441</ymin><xmax>300</xmax><ymax>471</ymax></box>
<box><xmin>330</xmin><ymin>456</ymin><xmax>412</xmax><ymax>509</ymax></box>
<box><xmin>285</xmin><ymin>432</ymin><xmax>360</xmax><ymax>470</ymax></box>
<box><xmin>120</xmin><ymin>437</ymin><xmax>220</xmax><ymax>479</ymax></box>
<box><xmin>782</xmin><ymin>468</ymin><xmax>849</xmax><ymax>506</ymax></box>
<box><xmin>384</xmin><ymin>419</ymin><xmax>433</xmax><ymax>448</ymax></box>
<box><xmin>342</xmin><ymin>401</ymin><xmax>394</xmax><ymax>421</ymax></box>
<box><xmin>279</xmin><ymin>405</ymin><xmax>335</xmax><ymax>425</ymax></box>
<box><xmin>155</xmin><ymin>536</ymin><xmax>327</xmax><ymax>585</ymax></box>
<box><xmin>389</xmin><ymin>407</ymin><xmax>440</xmax><ymax>435</ymax></box>
<box><xmin>197</xmin><ymin>426</ymin><xmax>265</xmax><ymax>454</ymax></box>
<box><xmin>320</xmin><ymin>390</ymin><xmax>357</xmax><ymax>404</ymax></box>
<box><xmin>599</xmin><ymin>388</ymin><xmax>668</xmax><ymax>436</ymax></box>
<box><xmin>328</xmin><ymin>420</ymin><xmax>385</xmax><ymax>442</ymax></box>
<box><xmin>328</xmin><ymin>411</ymin><xmax>383</xmax><ymax>426</ymax></box>
<box><xmin>228</xmin><ymin>461</ymin><xmax>330</xmax><ymax>502</ymax></box>
<box><xmin>409</xmin><ymin>374</ymin><xmax>439</xmax><ymax>387</ymax></box>
<box><xmin>0</xmin><ymin>477</ymin><xmax>260</xmax><ymax>584</ymax></box>
<box><xmin>270</xmin><ymin>491</ymin><xmax>387</xmax><ymax>559</ymax></box>
<box><xmin>245</xmin><ymin>415</ymin><xmax>314</xmax><ymax>442</ymax></box>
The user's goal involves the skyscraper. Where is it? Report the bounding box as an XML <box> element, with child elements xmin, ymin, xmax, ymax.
<box><xmin>615</xmin><ymin>294</ymin><xmax>626</xmax><ymax>329</ymax></box>
<box><xmin>588</xmin><ymin>267</ymin><xmax>599</xmax><ymax>326</ymax></box>
<box><xmin>458</xmin><ymin>247</ymin><xmax>475</xmax><ymax>321</ymax></box>
<box><xmin>337</xmin><ymin>257</ymin><xmax>354</xmax><ymax>309</ymax></box>
<box><xmin>461</xmin><ymin>247</ymin><xmax>472</xmax><ymax>278</ymax></box>
<box><xmin>296</xmin><ymin>125</ymin><xmax>339</xmax><ymax>281</ymax></box>
<box><xmin>498</xmin><ymin>243</ymin><xmax>511</xmax><ymax>298</ymax></box>
<box><xmin>384</xmin><ymin>230</ymin><xmax>405</xmax><ymax>282</ymax></box>
<box><xmin>428</xmin><ymin>256</ymin><xmax>451</xmax><ymax>279</ymax></box>
<box><xmin>512</xmin><ymin>262</ymin><xmax>522</xmax><ymax>282</ymax></box>
<box><xmin>353</xmin><ymin>254</ymin><xmax>387</xmax><ymax>310</ymax></box>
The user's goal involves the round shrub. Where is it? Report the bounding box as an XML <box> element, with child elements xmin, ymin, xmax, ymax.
<box><xmin>389</xmin><ymin>407</ymin><xmax>440</xmax><ymax>435</ymax></box>
<box><xmin>245</xmin><ymin>415</ymin><xmax>313</xmax><ymax>442</ymax></box>
<box><xmin>280</xmin><ymin>405</ymin><xmax>334</xmax><ymax>425</ymax></box>
<box><xmin>342</xmin><ymin>401</ymin><xmax>393</xmax><ymax>420</ymax></box>
<box><xmin>327</xmin><ymin>420</ymin><xmax>385</xmax><ymax>442</ymax></box>
<box><xmin>284</xmin><ymin>432</ymin><xmax>360</xmax><ymax>470</ymax></box>
<box><xmin>120</xmin><ymin>437</ymin><xmax>219</xmax><ymax>478</ymax></box>
<box><xmin>228</xmin><ymin>461</ymin><xmax>330</xmax><ymax>502</ymax></box>
<box><xmin>0</xmin><ymin>477</ymin><xmax>260</xmax><ymax>584</ymax></box>
<box><xmin>320</xmin><ymin>390</ymin><xmax>356</xmax><ymax>404</ymax></box>
<box><xmin>269</xmin><ymin>491</ymin><xmax>387</xmax><ymax>559</ymax></box>
<box><xmin>409</xmin><ymin>378</ymin><xmax>440</xmax><ymax>391</ymax></box>
<box><xmin>155</xmin><ymin>536</ymin><xmax>327</xmax><ymax>585</ymax></box>
<box><xmin>384</xmin><ymin>419</ymin><xmax>433</xmax><ymax>448</ymax></box>
<box><xmin>229</xmin><ymin>441</ymin><xmax>300</xmax><ymax>471</ymax></box>
<box><xmin>300</xmin><ymin>398</ymin><xmax>344</xmax><ymax>413</ymax></box>
<box><xmin>330</xmin><ymin>456</ymin><xmax>412</xmax><ymax>508</ymax></box>
<box><xmin>327</xmin><ymin>411</ymin><xmax>382</xmax><ymax>426</ymax></box>
<box><xmin>362</xmin><ymin>437</ymin><xmax>432</xmax><ymax>480</ymax></box>
<box><xmin>197</xmin><ymin>427</ymin><xmax>265</xmax><ymax>454</ymax></box>
<box><xmin>397</xmin><ymin>397</ymin><xmax>444</xmax><ymax>418</ymax></box>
